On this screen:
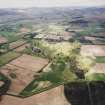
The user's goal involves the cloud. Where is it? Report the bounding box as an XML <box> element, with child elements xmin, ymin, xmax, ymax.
<box><xmin>0</xmin><ymin>0</ymin><xmax>104</xmax><ymax>8</ymax></box>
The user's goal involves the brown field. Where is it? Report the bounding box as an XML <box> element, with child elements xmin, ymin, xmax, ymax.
<box><xmin>64</xmin><ymin>31</ymin><xmax>74</xmax><ymax>36</ymax></box>
<box><xmin>15</xmin><ymin>44</ymin><xmax>29</xmax><ymax>52</ymax></box>
<box><xmin>19</xmin><ymin>28</ymin><xmax>30</xmax><ymax>33</ymax></box>
<box><xmin>9</xmin><ymin>39</ymin><xmax>26</xmax><ymax>49</ymax></box>
<box><xmin>0</xmin><ymin>54</ymin><xmax>49</xmax><ymax>95</ymax></box>
<box><xmin>0</xmin><ymin>36</ymin><xmax>8</xmax><ymax>44</ymax></box>
<box><xmin>81</xmin><ymin>45</ymin><xmax>105</xmax><ymax>57</ymax></box>
<box><xmin>0</xmin><ymin>86</ymin><xmax>70</xmax><ymax>105</ymax></box>
<box><xmin>90</xmin><ymin>63</ymin><xmax>105</xmax><ymax>73</ymax></box>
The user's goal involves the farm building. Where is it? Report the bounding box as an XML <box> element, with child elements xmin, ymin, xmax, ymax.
<box><xmin>44</xmin><ymin>33</ymin><xmax>72</xmax><ymax>42</ymax></box>
<box><xmin>34</xmin><ymin>32</ymin><xmax>72</xmax><ymax>42</ymax></box>
<box><xmin>31</xmin><ymin>47</ymin><xmax>41</xmax><ymax>53</ymax></box>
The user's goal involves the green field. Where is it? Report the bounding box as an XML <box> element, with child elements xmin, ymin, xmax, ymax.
<box><xmin>19</xmin><ymin>68</ymin><xmax>77</xmax><ymax>97</ymax></box>
<box><xmin>69</xmin><ymin>26</ymin><xmax>105</xmax><ymax>45</ymax></box>
<box><xmin>85</xmin><ymin>73</ymin><xmax>105</xmax><ymax>81</ymax></box>
<box><xmin>95</xmin><ymin>56</ymin><xmax>105</xmax><ymax>63</ymax></box>
<box><xmin>0</xmin><ymin>32</ymin><xmax>20</xmax><ymax>43</ymax></box>
<box><xmin>0</xmin><ymin>51</ymin><xmax>21</xmax><ymax>66</ymax></box>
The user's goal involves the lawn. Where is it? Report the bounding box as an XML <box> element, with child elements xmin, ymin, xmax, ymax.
<box><xmin>95</xmin><ymin>56</ymin><xmax>105</xmax><ymax>63</ymax></box>
<box><xmin>0</xmin><ymin>51</ymin><xmax>21</xmax><ymax>66</ymax></box>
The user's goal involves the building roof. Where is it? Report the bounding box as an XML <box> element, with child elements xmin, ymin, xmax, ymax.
<box><xmin>0</xmin><ymin>36</ymin><xmax>8</xmax><ymax>44</ymax></box>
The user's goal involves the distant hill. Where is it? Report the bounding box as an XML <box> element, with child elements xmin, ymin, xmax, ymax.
<box><xmin>0</xmin><ymin>7</ymin><xmax>105</xmax><ymax>24</ymax></box>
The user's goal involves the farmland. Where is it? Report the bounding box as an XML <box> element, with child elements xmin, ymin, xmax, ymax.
<box><xmin>0</xmin><ymin>52</ymin><xmax>21</xmax><ymax>67</ymax></box>
<box><xmin>0</xmin><ymin>6</ymin><xmax>105</xmax><ymax>105</ymax></box>
<box><xmin>0</xmin><ymin>54</ymin><xmax>49</xmax><ymax>95</ymax></box>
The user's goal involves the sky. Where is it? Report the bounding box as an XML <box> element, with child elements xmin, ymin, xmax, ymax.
<box><xmin>0</xmin><ymin>0</ymin><xmax>105</xmax><ymax>8</ymax></box>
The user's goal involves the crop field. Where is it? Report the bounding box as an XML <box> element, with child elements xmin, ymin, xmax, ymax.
<box><xmin>0</xmin><ymin>54</ymin><xmax>49</xmax><ymax>95</ymax></box>
<box><xmin>0</xmin><ymin>51</ymin><xmax>21</xmax><ymax>67</ymax></box>
<box><xmin>19</xmin><ymin>69</ymin><xmax>76</xmax><ymax>97</ymax></box>
<box><xmin>0</xmin><ymin>86</ymin><xmax>69</xmax><ymax>105</ymax></box>
<box><xmin>9</xmin><ymin>39</ymin><xmax>27</xmax><ymax>50</ymax></box>
<box><xmin>86</xmin><ymin>73</ymin><xmax>105</xmax><ymax>81</ymax></box>
<box><xmin>19</xmin><ymin>27</ymin><xmax>31</xmax><ymax>34</ymax></box>
<box><xmin>95</xmin><ymin>56</ymin><xmax>105</xmax><ymax>63</ymax></box>
<box><xmin>0</xmin><ymin>32</ymin><xmax>20</xmax><ymax>43</ymax></box>
<box><xmin>71</xmin><ymin>35</ymin><xmax>105</xmax><ymax>45</ymax></box>
<box><xmin>89</xmin><ymin>63</ymin><xmax>105</xmax><ymax>74</ymax></box>
<box><xmin>81</xmin><ymin>45</ymin><xmax>105</xmax><ymax>57</ymax></box>
<box><xmin>15</xmin><ymin>43</ymin><xmax>30</xmax><ymax>53</ymax></box>
<box><xmin>0</xmin><ymin>6</ymin><xmax>105</xmax><ymax>105</ymax></box>
<box><xmin>41</xmin><ymin>25</ymin><xmax>65</xmax><ymax>34</ymax></box>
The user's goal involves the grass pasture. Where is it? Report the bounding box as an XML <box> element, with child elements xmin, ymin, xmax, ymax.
<box><xmin>85</xmin><ymin>73</ymin><xmax>105</xmax><ymax>81</ymax></box>
<box><xmin>95</xmin><ymin>56</ymin><xmax>105</xmax><ymax>63</ymax></box>
<box><xmin>0</xmin><ymin>32</ymin><xmax>20</xmax><ymax>43</ymax></box>
<box><xmin>19</xmin><ymin>69</ymin><xmax>76</xmax><ymax>97</ymax></box>
<box><xmin>0</xmin><ymin>51</ymin><xmax>21</xmax><ymax>67</ymax></box>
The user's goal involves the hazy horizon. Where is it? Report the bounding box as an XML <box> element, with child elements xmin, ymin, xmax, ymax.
<box><xmin>0</xmin><ymin>0</ymin><xmax>105</xmax><ymax>8</ymax></box>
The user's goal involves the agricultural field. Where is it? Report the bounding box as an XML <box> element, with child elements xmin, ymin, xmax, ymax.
<box><xmin>0</xmin><ymin>32</ymin><xmax>20</xmax><ymax>43</ymax></box>
<box><xmin>95</xmin><ymin>56</ymin><xmax>105</xmax><ymax>63</ymax></box>
<box><xmin>14</xmin><ymin>43</ymin><xmax>30</xmax><ymax>53</ymax></box>
<box><xmin>0</xmin><ymin>6</ymin><xmax>105</xmax><ymax>105</ymax></box>
<box><xmin>0</xmin><ymin>86</ymin><xmax>69</xmax><ymax>105</ymax></box>
<box><xmin>9</xmin><ymin>39</ymin><xmax>27</xmax><ymax>50</ymax></box>
<box><xmin>68</xmin><ymin>25</ymin><xmax>105</xmax><ymax>45</ymax></box>
<box><xmin>19</xmin><ymin>41</ymin><xmax>92</xmax><ymax>97</ymax></box>
<box><xmin>0</xmin><ymin>54</ymin><xmax>49</xmax><ymax>95</ymax></box>
<box><xmin>0</xmin><ymin>51</ymin><xmax>21</xmax><ymax>67</ymax></box>
<box><xmin>86</xmin><ymin>73</ymin><xmax>105</xmax><ymax>81</ymax></box>
<box><xmin>80</xmin><ymin>45</ymin><xmax>105</xmax><ymax>57</ymax></box>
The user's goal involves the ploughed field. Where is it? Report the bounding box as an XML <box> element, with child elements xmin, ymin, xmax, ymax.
<box><xmin>0</xmin><ymin>86</ymin><xmax>69</xmax><ymax>105</ymax></box>
<box><xmin>0</xmin><ymin>54</ymin><xmax>49</xmax><ymax>95</ymax></box>
<box><xmin>9</xmin><ymin>39</ymin><xmax>27</xmax><ymax>50</ymax></box>
<box><xmin>88</xmin><ymin>63</ymin><xmax>105</xmax><ymax>74</ymax></box>
<box><xmin>14</xmin><ymin>43</ymin><xmax>29</xmax><ymax>53</ymax></box>
<box><xmin>81</xmin><ymin>45</ymin><xmax>105</xmax><ymax>57</ymax></box>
